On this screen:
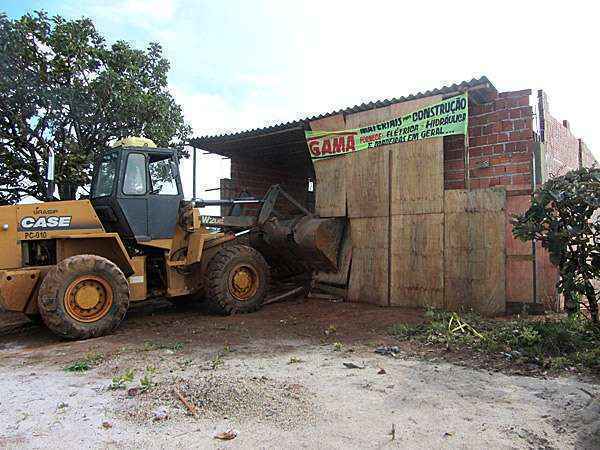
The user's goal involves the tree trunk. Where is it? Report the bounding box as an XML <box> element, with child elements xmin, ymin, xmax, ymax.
<box><xmin>58</xmin><ymin>182</ymin><xmax>79</xmax><ymax>201</ymax></box>
<box><xmin>585</xmin><ymin>283</ymin><xmax>598</xmax><ymax>323</ymax></box>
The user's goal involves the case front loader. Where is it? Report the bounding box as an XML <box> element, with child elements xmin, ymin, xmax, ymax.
<box><xmin>0</xmin><ymin>139</ymin><xmax>345</xmax><ymax>340</ymax></box>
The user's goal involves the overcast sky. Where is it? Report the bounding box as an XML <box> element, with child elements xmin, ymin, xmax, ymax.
<box><xmin>4</xmin><ymin>0</ymin><xmax>599</xmax><ymax>201</ymax></box>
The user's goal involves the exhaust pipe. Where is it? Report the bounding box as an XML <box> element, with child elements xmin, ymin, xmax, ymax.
<box><xmin>46</xmin><ymin>149</ymin><xmax>55</xmax><ymax>201</ymax></box>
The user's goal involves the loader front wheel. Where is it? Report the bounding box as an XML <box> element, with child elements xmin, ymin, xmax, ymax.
<box><xmin>205</xmin><ymin>245</ymin><xmax>269</xmax><ymax>315</ymax></box>
<box><xmin>38</xmin><ymin>255</ymin><xmax>130</xmax><ymax>340</ymax></box>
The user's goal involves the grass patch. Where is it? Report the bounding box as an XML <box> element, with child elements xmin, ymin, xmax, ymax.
<box><xmin>65</xmin><ymin>351</ymin><xmax>104</xmax><ymax>372</ymax></box>
<box><xmin>388</xmin><ymin>309</ymin><xmax>600</xmax><ymax>373</ymax></box>
<box><xmin>109</xmin><ymin>369</ymin><xmax>135</xmax><ymax>390</ymax></box>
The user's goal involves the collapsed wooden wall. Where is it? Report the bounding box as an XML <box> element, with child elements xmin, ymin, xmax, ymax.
<box><xmin>310</xmin><ymin>95</ymin><xmax>508</xmax><ymax>316</ymax></box>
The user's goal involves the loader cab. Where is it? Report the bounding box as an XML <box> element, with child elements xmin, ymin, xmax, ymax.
<box><xmin>90</xmin><ymin>139</ymin><xmax>184</xmax><ymax>242</ymax></box>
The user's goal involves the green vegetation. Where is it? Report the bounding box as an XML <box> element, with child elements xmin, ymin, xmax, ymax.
<box><xmin>65</xmin><ymin>351</ymin><xmax>104</xmax><ymax>372</ymax></box>
<box><xmin>389</xmin><ymin>309</ymin><xmax>600</xmax><ymax>373</ymax></box>
<box><xmin>109</xmin><ymin>369</ymin><xmax>135</xmax><ymax>390</ymax></box>
<box><xmin>0</xmin><ymin>11</ymin><xmax>191</xmax><ymax>203</ymax></box>
<box><xmin>512</xmin><ymin>167</ymin><xmax>600</xmax><ymax>322</ymax></box>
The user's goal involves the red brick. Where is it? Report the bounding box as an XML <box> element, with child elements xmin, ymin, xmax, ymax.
<box><xmin>445</xmin><ymin>180</ymin><xmax>465</xmax><ymax>190</ymax></box>
<box><xmin>490</xmin><ymin>175</ymin><xmax>511</xmax><ymax>186</ymax></box>
<box><xmin>497</xmin><ymin>110</ymin><xmax>509</xmax><ymax>121</ymax></box>
<box><xmin>501</xmin><ymin>120</ymin><xmax>514</xmax><ymax>132</ymax></box>
<box><xmin>505</xmin><ymin>163</ymin><xmax>530</xmax><ymax>175</ymax></box>
<box><xmin>469</xmin><ymin>126</ymin><xmax>482</xmax><ymax>138</ymax></box>
<box><xmin>494</xmin><ymin>99</ymin><xmax>507</xmax><ymax>110</ymax></box>
<box><xmin>491</xmin><ymin>155</ymin><xmax>510</xmax><ymax>165</ymax></box>
<box><xmin>499</xmin><ymin>89</ymin><xmax>532</xmax><ymax>98</ymax></box>
<box><xmin>471</xmin><ymin>167</ymin><xmax>494</xmax><ymax>178</ymax></box>
<box><xmin>469</xmin><ymin>147</ymin><xmax>484</xmax><ymax>157</ymax></box>
<box><xmin>471</xmin><ymin>178</ymin><xmax>491</xmax><ymax>189</ymax></box>
<box><xmin>482</xmin><ymin>124</ymin><xmax>494</xmax><ymax>135</ymax></box>
<box><xmin>497</xmin><ymin>133</ymin><xmax>509</xmax><ymax>143</ymax></box>
<box><xmin>512</xmin><ymin>174</ymin><xmax>532</xmax><ymax>185</ymax></box>
<box><xmin>516</xmin><ymin>96</ymin><xmax>530</xmax><ymax>107</ymax></box>
<box><xmin>445</xmin><ymin>150</ymin><xmax>464</xmax><ymax>161</ymax></box>
<box><xmin>445</xmin><ymin>160</ymin><xmax>465</xmax><ymax>171</ymax></box>
<box><xmin>446</xmin><ymin>171</ymin><xmax>465</xmax><ymax>181</ymax></box>
<box><xmin>511</xmin><ymin>153</ymin><xmax>532</xmax><ymax>164</ymax></box>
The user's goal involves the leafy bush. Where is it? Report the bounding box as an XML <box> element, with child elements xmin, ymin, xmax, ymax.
<box><xmin>512</xmin><ymin>167</ymin><xmax>600</xmax><ymax>322</ymax></box>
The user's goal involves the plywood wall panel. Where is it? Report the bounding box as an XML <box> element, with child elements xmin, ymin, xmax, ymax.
<box><xmin>444</xmin><ymin>189</ymin><xmax>506</xmax><ymax>316</ymax></box>
<box><xmin>309</xmin><ymin>113</ymin><xmax>348</xmax><ymax>217</ymax></box>
<box><xmin>390</xmin><ymin>213</ymin><xmax>444</xmax><ymax>308</ymax></box>
<box><xmin>346</xmin><ymin>149</ymin><xmax>390</xmax><ymax>218</ymax></box>
<box><xmin>347</xmin><ymin>217</ymin><xmax>388</xmax><ymax>305</ymax></box>
<box><xmin>391</xmin><ymin>138</ymin><xmax>444</xmax><ymax>215</ymax></box>
<box><xmin>313</xmin><ymin>158</ymin><xmax>347</xmax><ymax>217</ymax></box>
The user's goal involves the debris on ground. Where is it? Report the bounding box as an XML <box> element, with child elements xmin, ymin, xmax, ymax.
<box><xmin>343</xmin><ymin>362</ymin><xmax>365</xmax><ymax>369</ymax></box>
<box><xmin>374</xmin><ymin>346</ymin><xmax>401</xmax><ymax>357</ymax></box>
<box><xmin>101</xmin><ymin>421</ymin><xmax>113</xmax><ymax>429</ymax></box>
<box><xmin>127</xmin><ymin>387</ymin><xmax>140</xmax><ymax>397</ymax></box>
<box><xmin>153</xmin><ymin>407</ymin><xmax>169</xmax><ymax>421</ymax></box>
<box><xmin>214</xmin><ymin>429</ymin><xmax>238</xmax><ymax>440</ymax></box>
<box><xmin>119</xmin><ymin>374</ymin><xmax>316</xmax><ymax>429</ymax></box>
<box><xmin>174</xmin><ymin>387</ymin><xmax>198</xmax><ymax>417</ymax></box>
<box><xmin>377</xmin><ymin>368</ymin><xmax>386</xmax><ymax>375</ymax></box>
<box><xmin>389</xmin><ymin>423</ymin><xmax>396</xmax><ymax>441</ymax></box>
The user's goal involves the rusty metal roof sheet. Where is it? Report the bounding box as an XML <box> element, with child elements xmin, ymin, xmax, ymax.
<box><xmin>191</xmin><ymin>76</ymin><xmax>496</xmax><ymax>151</ymax></box>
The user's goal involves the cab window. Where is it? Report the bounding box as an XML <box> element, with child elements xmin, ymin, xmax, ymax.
<box><xmin>93</xmin><ymin>152</ymin><xmax>118</xmax><ymax>198</ymax></box>
<box><xmin>149</xmin><ymin>154</ymin><xmax>179</xmax><ymax>195</ymax></box>
<box><xmin>123</xmin><ymin>153</ymin><xmax>147</xmax><ymax>195</ymax></box>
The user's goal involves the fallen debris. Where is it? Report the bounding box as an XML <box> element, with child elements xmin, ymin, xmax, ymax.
<box><xmin>101</xmin><ymin>421</ymin><xmax>113</xmax><ymax>429</ymax></box>
<box><xmin>174</xmin><ymin>387</ymin><xmax>197</xmax><ymax>417</ymax></box>
<box><xmin>377</xmin><ymin>368</ymin><xmax>386</xmax><ymax>375</ymax></box>
<box><xmin>214</xmin><ymin>429</ymin><xmax>237</xmax><ymax>440</ymax></box>
<box><xmin>343</xmin><ymin>362</ymin><xmax>365</xmax><ymax>369</ymax></box>
<box><xmin>153</xmin><ymin>407</ymin><xmax>169</xmax><ymax>421</ymax></box>
<box><xmin>374</xmin><ymin>346</ymin><xmax>400</xmax><ymax>357</ymax></box>
<box><xmin>127</xmin><ymin>387</ymin><xmax>140</xmax><ymax>397</ymax></box>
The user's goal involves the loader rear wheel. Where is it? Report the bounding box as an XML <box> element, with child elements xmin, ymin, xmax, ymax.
<box><xmin>37</xmin><ymin>255</ymin><xmax>130</xmax><ymax>340</ymax></box>
<box><xmin>205</xmin><ymin>245</ymin><xmax>269</xmax><ymax>315</ymax></box>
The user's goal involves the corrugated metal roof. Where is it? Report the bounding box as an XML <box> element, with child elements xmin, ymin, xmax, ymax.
<box><xmin>191</xmin><ymin>76</ymin><xmax>496</xmax><ymax>148</ymax></box>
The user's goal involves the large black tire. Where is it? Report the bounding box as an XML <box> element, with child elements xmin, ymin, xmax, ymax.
<box><xmin>37</xmin><ymin>255</ymin><xmax>130</xmax><ymax>340</ymax></box>
<box><xmin>205</xmin><ymin>245</ymin><xmax>269</xmax><ymax>315</ymax></box>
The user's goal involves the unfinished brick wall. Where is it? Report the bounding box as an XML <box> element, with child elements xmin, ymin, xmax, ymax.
<box><xmin>444</xmin><ymin>89</ymin><xmax>535</xmax><ymax>191</ymax></box>
<box><xmin>538</xmin><ymin>91</ymin><xmax>585</xmax><ymax>179</ymax></box>
<box><xmin>226</xmin><ymin>157</ymin><xmax>311</xmax><ymax>215</ymax></box>
<box><xmin>580</xmin><ymin>140</ymin><xmax>598</xmax><ymax>168</ymax></box>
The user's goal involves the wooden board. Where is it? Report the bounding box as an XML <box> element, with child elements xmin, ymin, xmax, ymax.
<box><xmin>310</xmin><ymin>114</ymin><xmax>347</xmax><ymax>217</ymax></box>
<box><xmin>390</xmin><ymin>213</ymin><xmax>444</xmax><ymax>308</ymax></box>
<box><xmin>313</xmin><ymin>158</ymin><xmax>347</xmax><ymax>217</ymax></box>
<box><xmin>391</xmin><ymin>138</ymin><xmax>444</xmax><ymax>215</ymax></box>
<box><xmin>344</xmin><ymin>95</ymin><xmax>442</xmax><ymax>219</ymax></box>
<box><xmin>444</xmin><ymin>189</ymin><xmax>506</xmax><ymax>316</ymax></box>
<box><xmin>347</xmin><ymin>217</ymin><xmax>388</xmax><ymax>305</ymax></box>
<box><xmin>346</xmin><ymin>149</ymin><xmax>390</xmax><ymax>218</ymax></box>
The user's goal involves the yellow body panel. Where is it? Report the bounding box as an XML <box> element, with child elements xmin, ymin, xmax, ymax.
<box><xmin>15</xmin><ymin>200</ymin><xmax>104</xmax><ymax>242</ymax></box>
<box><xmin>128</xmin><ymin>256</ymin><xmax>147</xmax><ymax>301</ymax></box>
<box><xmin>0</xmin><ymin>206</ymin><xmax>20</xmax><ymax>269</ymax></box>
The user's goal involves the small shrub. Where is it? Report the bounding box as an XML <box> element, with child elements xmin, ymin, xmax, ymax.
<box><xmin>65</xmin><ymin>351</ymin><xmax>104</xmax><ymax>372</ymax></box>
<box><xmin>109</xmin><ymin>369</ymin><xmax>135</xmax><ymax>390</ymax></box>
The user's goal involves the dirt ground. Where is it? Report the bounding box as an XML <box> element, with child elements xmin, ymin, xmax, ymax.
<box><xmin>1</xmin><ymin>298</ymin><xmax>599</xmax><ymax>449</ymax></box>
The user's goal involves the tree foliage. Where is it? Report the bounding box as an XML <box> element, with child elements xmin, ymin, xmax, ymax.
<box><xmin>513</xmin><ymin>167</ymin><xmax>600</xmax><ymax>322</ymax></box>
<box><xmin>0</xmin><ymin>11</ymin><xmax>191</xmax><ymax>202</ymax></box>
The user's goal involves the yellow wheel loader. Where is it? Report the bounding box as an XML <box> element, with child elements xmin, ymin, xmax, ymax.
<box><xmin>0</xmin><ymin>138</ymin><xmax>344</xmax><ymax>339</ymax></box>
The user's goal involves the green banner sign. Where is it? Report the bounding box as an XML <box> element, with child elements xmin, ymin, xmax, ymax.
<box><xmin>306</xmin><ymin>93</ymin><xmax>468</xmax><ymax>159</ymax></box>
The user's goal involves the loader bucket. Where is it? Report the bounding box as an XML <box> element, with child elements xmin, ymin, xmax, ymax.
<box><xmin>252</xmin><ymin>216</ymin><xmax>346</xmax><ymax>277</ymax></box>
